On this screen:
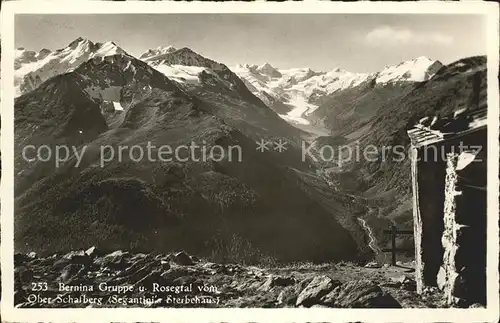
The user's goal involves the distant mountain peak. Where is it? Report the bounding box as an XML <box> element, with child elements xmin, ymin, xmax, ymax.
<box><xmin>38</xmin><ymin>48</ymin><xmax>52</xmax><ymax>59</ymax></box>
<box><xmin>94</xmin><ymin>41</ymin><xmax>127</xmax><ymax>57</ymax></box>
<box><xmin>258</xmin><ymin>62</ymin><xmax>275</xmax><ymax>69</ymax></box>
<box><xmin>143</xmin><ymin>46</ymin><xmax>220</xmax><ymax>71</ymax></box>
<box><xmin>15</xmin><ymin>38</ymin><xmax>129</xmax><ymax>95</ymax></box>
<box><xmin>413</xmin><ymin>56</ymin><xmax>433</xmax><ymax>62</ymax></box>
<box><xmin>235</xmin><ymin>63</ymin><xmax>258</xmax><ymax>71</ymax></box>
<box><xmin>376</xmin><ymin>56</ymin><xmax>443</xmax><ymax>84</ymax></box>
<box><xmin>257</xmin><ymin>62</ymin><xmax>282</xmax><ymax>78</ymax></box>
<box><xmin>69</xmin><ymin>37</ymin><xmax>91</xmax><ymax>48</ymax></box>
<box><xmin>330</xmin><ymin>67</ymin><xmax>348</xmax><ymax>73</ymax></box>
<box><xmin>140</xmin><ymin>45</ymin><xmax>177</xmax><ymax>60</ymax></box>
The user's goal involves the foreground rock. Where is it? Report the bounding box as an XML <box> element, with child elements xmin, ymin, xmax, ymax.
<box><xmin>296</xmin><ymin>275</ymin><xmax>341</xmax><ymax>307</ymax></box>
<box><xmin>14</xmin><ymin>249</ymin><xmax>431</xmax><ymax>308</ymax></box>
<box><xmin>334</xmin><ymin>280</ymin><xmax>401</xmax><ymax>308</ymax></box>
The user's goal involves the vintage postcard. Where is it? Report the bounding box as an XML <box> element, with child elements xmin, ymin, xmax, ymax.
<box><xmin>1</xmin><ymin>1</ymin><xmax>499</xmax><ymax>322</ymax></box>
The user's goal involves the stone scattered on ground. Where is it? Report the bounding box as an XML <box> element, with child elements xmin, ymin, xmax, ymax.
<box><xmin>388</xmin><ymin>275</ymin><xmax>416</xmax><ymax>291</ymax></box>
<box><xmin>364</xmin><ymin>261</ymin><xmax>382</xmax><ymax>269</ymax></box>
<box><xmin>172</xmin><ymin>251</ymin><xmax>195</xmax><ymax>266</ymax></box>
<box><xmin>334</xmin><ymin>279</ymin><xmax>401</xmax><ymax>308</ymax></box>
<box><xmin>296</xmin><ymin>275</ymin><xmax>341</xmax><ymax>307</ymax></box>
<box><xmin>14</xmin><ymin>249</ymin><xmax>448</xmax><ymax>308</ymax></box>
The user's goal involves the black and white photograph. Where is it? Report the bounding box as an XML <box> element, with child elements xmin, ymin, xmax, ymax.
<box><xmin>1</xmin><ymin>2</ymin><xmax>499</xmax><ymax>322</ymax></box>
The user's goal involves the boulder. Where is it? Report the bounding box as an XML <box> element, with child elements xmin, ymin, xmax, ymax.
<box><xmin>14</xmin><ymin>266</ymin><xmax>33</xmax><ymax>285</ymax></box>
<box><xmin>296</xmin><ymin>275</ymin><xmax>341</xmax><ymax>307</ymax></box>
<box><xmin>126</xmin><ymin>260</ymin><xmax>162</xmax><ymax>284</ymax></box>
<box><xmin>53</xmin><ymin>259</ymin><xmax>71</xmax><ymax>270</ymax></box>
<box><xmin>221</xmin><ymin>264</ymin><xmax>243</xmax><ymax>275</ymax></box>
<box><xmin>422</xmin><ymin>286</ymin><xmax>439</xmax><ymax>295</ymax></box>
<box><xmin>135</xmin><ymin>270</ymin><xmax>167</xmax><ymax>289</ymax></box>
<box><xmin>390</xmin><ymin>275</ymin><xmax>416</xmax><ymax>289</ymax></box>
<box><xmin>277</xmin><ymin>277</ymin><xmax>315</xmax><ymax>306</ymax></box>
<box><xmin>334</xmin><ymin>280</ymin><xmax>401</xmax><ymax>308</ymax></box>
<box><xmin>95</xmin><ymin>250</ymin><xmax>130</xmax><ymax>269</ymax></box>
<box><xmin>14</xmin><ymin>253</ymin><xmax>27</xmax><ymax>267</ymax></box>
<box><xmin>161</xmin><ymin>260</ymin><xmax>171</xmax><ymax>271</ymax></box>
<box><xmin>172</xmin><ymin>275</ymin><xmax>203</xmax><ymax>288</ymax></box>
<box><xmin>277</xmin><ymin>287</ymin><xmax>298</xmax><ymax>306</ymax></box>
<box><xmin>232</xmin><ymin>278</ymin><xmax>264</xmax><ymax>291</ymax></box>
<box><xmin>62</xmin><ymin>250</ymin><xmax>85</xmax><ymax>259</ymax></box>
<box><xmin>85</xmin><ymin>246</ymin><xmax>103</xmax><ymax>258</ymax></box>
<box><xmin>172</xmin><ymin>251</ymin><xmax>194</xmax><ymax>266</ymax></box>
<box><xmin>27</xmin><ymin>252</ymin><xmax>37</xmax><ymax>259</ymax></box>
<box><xmin>130</xmin><ymin>253</ymin><xmax>149</xmax><ymax>261</ymax></box>
<box><xmin>59</xmin><ymin>264</ymin><xmax>85</xmax><ymax>283</ymax></box>
<box><xmin>162</xmin><ymin>266</ymin><xmax>195</xmax><ymax>281</ymax></box>
<box><xmin>364</xmin><ymin>261</ymin><xmax>382</xmax><ymax>268</ymax></box>
<box><xmin>400</xmin><ymin>277</ymin><xmax>417</xmax><ymax>291</ymax></box>
<box><xmin>62</xmin><ymin>250</ymin><xmax>91</xmax><ymax>266</ymax></box>
<box><xmin>259</xmin><ymin>275</ymin><xmax>296</xmax><ymax>292</ymax></box>
<box><xmin>320</xmin><ymin>285</ymin><xmax>342</xmax><ymax>306</ymax></box>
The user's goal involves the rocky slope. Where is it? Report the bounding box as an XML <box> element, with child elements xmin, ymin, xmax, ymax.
<box><xmin>311</xmin><ymin>56</ymin><xmax>487</xmax><ymax>248</ymax></box>
<box><xmin>14</xmin><ymin>248</ymin><xmax>461</xmax><ymax>309</ymax></box>
<box><xmin>231</xmin><ymin>55</ymin><xmax>479</xmax><ymax>251</ymax></box>
<box><xmin>13</xmin><ymin>37</ymin><xmax>487</xmax><ymax>276</ymax></box>
<box><xmin>14</xmin><ymin>47</ymin><xmax>372</xmax><ymax>263</ymax></box>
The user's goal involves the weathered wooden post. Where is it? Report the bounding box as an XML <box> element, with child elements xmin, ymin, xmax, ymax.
<box><xmin>383</xmin><ymin>225</ymin><xmax>414</xmax><ymax>266</ymax></box>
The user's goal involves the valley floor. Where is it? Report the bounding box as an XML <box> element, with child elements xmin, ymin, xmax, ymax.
<box><xmin>13</xmin><ymin>249</ymin><xmax>452</xmax><ymax>309</ymax></box>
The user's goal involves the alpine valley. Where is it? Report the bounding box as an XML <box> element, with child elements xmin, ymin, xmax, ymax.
<box><xmin>13</xmin><ymin>38</ymin><xmax>486</xmax><ymax>268</ymax></box>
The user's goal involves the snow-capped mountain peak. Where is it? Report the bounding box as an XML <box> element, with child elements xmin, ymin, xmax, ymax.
<box><xmin>375</xmin><ymin>56</ymin><xmax>443</xmax><ymax>84</ymax></box>
<box><xmin>139</xmin><ymin>45</ymin><xmax>177</xmax><ymax>60</ymax></box>
<box><xmin>15</xmin><ymin>37</ymin><xmax>129</xmax><ymax>96</ymax></box>
<box><xmin>243</xmin><ymin>63</ymin><xmax>258</xmax><ymax>70</ymax></box>
<box><xmin>256</xmin><ymin>63</ymin><xmax>282</xmax><ymax>78</ymax></box>
<box><xmin>330</xmin><ymin>67</ymin><xmax>347</xmax><ymax>73</ymax></box>
<box><xmin>68</xmin><ymin>37</ymin><xmax>91</xmax><ymax>49</ymax></box>
<box><xmin>230</xmin><ymin>63</ymin><xmax>372</xmax><ymax>125</ymax></box>
<box><xmin>138</xmin><ymin>46</ymin><xmax>237</xmax><ymax>93</ymax></box>
<box><xmin>15</xmin><ymin>47</ymin><xmax>52</xmax><ymax>68</ymax></box>
<box><xmin>232</xmin><ymin>57</ymin><xmax>442</xmax><ymax>126</ymax></box>
<box><xmin>94</xmin><ymin>41</ymin><xmax>125</xmax><ymax>57</ymax></box>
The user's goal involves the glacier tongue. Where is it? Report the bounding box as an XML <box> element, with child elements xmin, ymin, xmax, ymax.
<box><xmin>233</xmin><ymin>56</ymin><xmax>443</xmax><ymax>128</ymax></box>
<box><xmin>232</xmin><ymin>64</ymin><xmax>370</xmax><ymax>126</ymax></box>
<box><xmin>280</xmin><ymin>93</ymin><xmax>319</xmax><ymax>125</ymax></box>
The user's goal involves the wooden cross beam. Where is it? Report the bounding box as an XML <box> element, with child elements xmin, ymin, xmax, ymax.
<box><xmin>382</xmin><ymin>225</ymin><xmax>414</xmax><ymax>265</ymax></box>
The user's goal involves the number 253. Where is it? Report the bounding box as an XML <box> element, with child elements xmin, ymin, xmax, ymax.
<box><xmin>31</xmin><ymin>282</ymin><xmax>48</xmax><ymax>291</ymax></box>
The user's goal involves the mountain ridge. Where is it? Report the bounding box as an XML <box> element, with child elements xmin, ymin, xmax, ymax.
<box><xmin>13</xmin><ymin>37</ymin><xmax>485</xmax><ymax>267</ymax></box>
<box><xmin>231</xmin><ymin>56</ymin><xmax>442</xmax><ymax>125</ymax></box>
<box><xmin>15</xmin><ymin>49</ymin><xmax>370</xmax><ymax>263</ymax></box>
<box><xmin>15</xmin><ymin>38</ymin><xmax>129</xmax><ymax>95</ymax></box>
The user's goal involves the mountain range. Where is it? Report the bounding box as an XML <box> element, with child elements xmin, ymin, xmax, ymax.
<box><xmin>13</xmin><ymin>38</ymin><xmax>487</xmax><ymax>264</ymax></box>
<box><xmin>232</xmin><ymin>56</ymin><xmax>443</xmax><ymax>127</ymax></box>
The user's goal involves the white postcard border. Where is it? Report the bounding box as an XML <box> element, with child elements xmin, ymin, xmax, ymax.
<box><xmin>1</xmin><ymin>1</ymin><xmax>499</xmax><ymax>322</ymax></box>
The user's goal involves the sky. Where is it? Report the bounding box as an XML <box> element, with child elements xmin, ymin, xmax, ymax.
<box><xmin>15</xmin><ymin>14</ymin><xmax>487</xmax><ymax>73</ymax></box>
